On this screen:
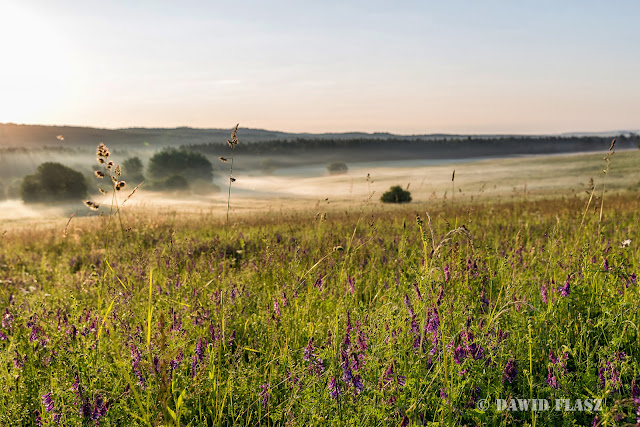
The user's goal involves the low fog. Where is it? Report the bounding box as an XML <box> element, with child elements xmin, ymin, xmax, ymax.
<box><xmin>3</xmin><ymin>144</ymin><xmax>639</xmax><ymax>225</ymax></box>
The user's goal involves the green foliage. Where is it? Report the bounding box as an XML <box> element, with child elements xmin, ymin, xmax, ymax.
<box><xmin>327</xmin><ymin>161</ymin><xmax>348</xmax><ymax>175</ymax></box>
<box><xmin>122</xmin><ymin>156</ymin><xmax>145</xmax><ymax>183</ymax></box>
<box><xmin>1</xmin><ymin>195</ymin><xmax>639</xmax><ymax>425</ymax></box>
<box><xmin>149</xmin><ymin>173</ymin><xmax>189</xmax><ymax>191</ymax></box>
<box><xmin>148</xmin><ymin>148</ymin><xmax>213</xmax><ymax>183</ymax></box>
<box><xmin>20</xmin><ymin>162</ymin><xmax>88</xmax><ymax>203</ymax></box>
<box><xmin>380</xmin><ymin>185</ymin><xmax>412</xmax><ymax>203</ymax></box>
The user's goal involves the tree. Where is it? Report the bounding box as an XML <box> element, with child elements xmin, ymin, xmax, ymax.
<box><xmin>148</xmin><ymin>148</ymin><xmax>213</xmax><ymax>183</ymax></box>
<box><xmin>380</xmin><ymin>185</ymin><xmax>412</xmax><ymax>204</ymax></box>
<box><xmin>327</xmin><ymin>161</ymin><xmax>348</xmax><ymax>175</ymax></box>
<box><xmin>122</xmin><ymin>157</ymin><xmax>145</xmax><ymax>183</ymax></box>
<box><xmin>21</xmin><ymin>162</ymin><xmax>88</xmax><ymax>203</ymax></box>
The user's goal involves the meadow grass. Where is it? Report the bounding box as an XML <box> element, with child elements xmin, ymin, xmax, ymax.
<box><xmin>0</xmin><ymin>186</ymin><xmax>639</xmax><ymax>426</ymax></box>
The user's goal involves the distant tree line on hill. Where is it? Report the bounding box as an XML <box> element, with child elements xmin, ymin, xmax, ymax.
<box><xmin>183</xmin><ymin>134</ymin><xmax>639</xmax><ymax>160</ymax></box>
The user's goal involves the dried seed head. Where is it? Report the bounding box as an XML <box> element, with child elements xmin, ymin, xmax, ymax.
<box><xmin>609</xmin><ymin>139</ymin><xmax>616</xmax><ymax>151</ymax></box>
<box><xmin>107</xmin><ymin>161</ymin><xmax>114</xmax><ymax>170</ymax></box>
<box><xmin>84</xmin><ymin>201</ymin><xmax>99</xmax><ymax>211</ymax></box>
<box><xmin>219</xmin><ymin>157</ymin><xmax>228</xmax><ymax>163</ymax></box>
<box><xmin>97</xmin><ymin>158</ymin><xmax>105</xmax><ymax>164</ymax></box>
<box><xmin>114</xmin><ymin>165</ymin><xmax>121</xmax><ymax>177</ymax></box>
<box><xmin>94</xmin><ymin>170</ymin><xmax>105</xmax><ymax>178</ymax></box>
<box><xmin>230</xmin><ymin>177</ymin><xmax>236</xmax><ymax>182</ymax></box>
<box><xmin>227</xmin><ymin>123</ymin><xmax>239</xmax><ymax>147</ymax></box>
<box><xmin>116</xmin><ymin>181</ymin><xmax>127</xmax><ymax>191</ymax></box>
<box><xmin>96</xmin><ymin>142</ymin><xmax>110</xmax><ymax>158</ymax></box>
<box><xmin>99</xmin><ymin>188</ymin><xmax>109</xmax><ymax>195</ymax></box>
<box><xmin>56</xmin><ymin>135</ymin><xmax>64</xmax><ymax>141</ymax></box>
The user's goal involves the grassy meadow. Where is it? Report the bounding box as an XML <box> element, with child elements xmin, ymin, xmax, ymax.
<box><xmin>1</xmin><ymin>147</ymin><xmax>640</xmax><ymax>426</ymax></box>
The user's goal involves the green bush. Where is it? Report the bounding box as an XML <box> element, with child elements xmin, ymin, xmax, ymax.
<box><xmin>380</xmin><ymin>185</ymin><xmax>412</xmax><ymax>203</ymax></box>
<box><xmin>20</xmin><ymin>162</ymin><xmax>88</xmax><ymax>203</ymax></box>
<box><xmin>122</xmin><ymin>157</ymin><xmax>145</xmax><ymax>183</ymax></box>
<box><xmin>149</xmin><ymin>174</ymin><xmax>190</xmax><ymax>191</ymax></box>
<box><xmin>148</xmin><ymin>148</ymin><xmax>213</xmax><ymax>183</ymax></box>
<box><xmin>327</xmin><ymin>161</ymin><xmax>348</xmax><ymax>175</ymax></box>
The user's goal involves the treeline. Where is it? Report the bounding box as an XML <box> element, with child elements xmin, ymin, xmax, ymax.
<box><xmin>184</xmin><ymin>134</ymin><xmax>639</xmax><ymax>160</ymax></box>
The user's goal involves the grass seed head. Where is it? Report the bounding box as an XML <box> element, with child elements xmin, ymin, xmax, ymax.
<box><xmin>84</xmin><ymin>200</ymin><xmax>99</xmax><ymax>210</ymax></box>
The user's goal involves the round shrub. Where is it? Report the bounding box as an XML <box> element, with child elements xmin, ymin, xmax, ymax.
<box><xmin>380</xmin><ymin>185</ymin><xmax>412</xmax><ymax>203</ymax></box>
<box><xmin>327</xmin><ymin>161</ymin><xmax>348</xmax><ymax>175</ymax></box>
<box><xmin>20</xmin><ymin>162</ymin><xmax>88</xmax><ymax>203</ymax></box>
<box><xmin>148</xmin><ymin>148</ymin><xmax>213</xmax><ymax>183</ymax></box>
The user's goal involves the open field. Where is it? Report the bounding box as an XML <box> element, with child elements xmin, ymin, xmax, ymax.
<box><xmin>3</xmin><ymin>147</ymin><xmax>640</xmax><ymax>225</ymax></box>
<box><xmin>1</xmin><ymin>143</ymin><xmax>640</xmax><ymax>425</ymax></box>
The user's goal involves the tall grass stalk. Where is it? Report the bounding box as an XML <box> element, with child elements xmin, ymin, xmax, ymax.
<box><xmin>224</xmin><ymin>124</ymin><xmax>239</xmax><ymax>237</ymax></box>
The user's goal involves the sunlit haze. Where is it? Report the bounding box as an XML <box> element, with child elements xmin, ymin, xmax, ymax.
<box><xmin>1</xmin><ymin>0</ymin><xmax>639</xmax><ymax>134</ymax></box>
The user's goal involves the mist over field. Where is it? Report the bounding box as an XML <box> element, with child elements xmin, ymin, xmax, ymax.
<box><xmin>1</xmin><ymin>123</ymin><xmax>639</xmax><ymax>224</ymax></box>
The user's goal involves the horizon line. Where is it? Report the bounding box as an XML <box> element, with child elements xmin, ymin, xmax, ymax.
<box><xmin>1</xmin><ymin>121</ymin><xmax>638</xmax><ymax>138</ymax></box>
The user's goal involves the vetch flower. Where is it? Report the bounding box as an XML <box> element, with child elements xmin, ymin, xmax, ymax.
<box><xmin>259</xmin><ymin>383</ymin><xmax>270</xmax><ymax>408</ymax></box>
<box><xmin>502</xmin><ymin>359</ymin><xmax>518</xmax><ymax>384</ymax></box>
<box><xmin>329</xmin><ymin>377</ymin><xmax>340</xmax><ymax>401</ymax></box>
<box><xmin>558</xmin><ymin>275</ymin><xmax>571</xmax><ymax>297</ymax></box>
<box><xmin>547</xmin><ymin>368</ymin><xmax>559</xmax><ymax>389</ymax></box>
<box><xmin>41</xmin><ymin>392</ymin><xmax>54</xmax><ymax>412</ymax></box>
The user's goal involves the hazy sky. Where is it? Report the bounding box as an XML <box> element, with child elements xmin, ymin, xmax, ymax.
<box><xmin>1</xmin><ymin>1</ymin><xmax>639</xmax><ymax>134</ymax></box>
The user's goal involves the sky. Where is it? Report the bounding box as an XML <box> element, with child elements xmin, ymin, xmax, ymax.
<box><xmin>1</xmin><ymin>0</ymin><xmax>639</xmax><ymax>134</ymax></box>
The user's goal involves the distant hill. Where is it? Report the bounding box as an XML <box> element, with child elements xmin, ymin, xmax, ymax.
<box><xmin>5</xmin><ymin>122</ymin><xmax>636</xmax><ymax>150</ymax></box>
<box><xmin>0</xmin><ymin>123</ymin><xmax>457</xmax><ymax>149</ymax></box>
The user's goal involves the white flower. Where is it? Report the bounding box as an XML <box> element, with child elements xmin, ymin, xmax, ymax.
<box><xmin>620</xmin><ymin>239</ymin><xmax>631</xmax><ymax>248</ymax></box>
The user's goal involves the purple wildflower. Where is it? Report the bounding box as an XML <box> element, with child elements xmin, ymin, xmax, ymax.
<box><xmin>13</xmin><ymin>351</ymin><xmax>23</xmax><ymax>369</ymax></box>
<box><xmin>191</xmin><ymin>354</ymin><xmax>199</xmax><ymax>378</ymax></box>
<box><xmin>403</xmin><ymin>294</ymin><xmax>415</xmax><ymax>318</ymax></box>
<box><xmin>92</xmin><ymin>394</ymin><xmax>108</xmax><ymax>422</ymax></box>
<box><xmin>558</xmin><ymin>275</ymin><xmax>571</xmax><ymax>297</ymax></box>
<box><xmin>281</xmin><ymin>291</ymin><xmax>288</xmax><ymax>307</ymax></box>
<box><xmin>603</xmin><ymin>258</ymin><xmax>609</xmax><ymax>272</ymax></box>
<box><xmin>273</xmin><ymin>298</ymin><xmax>281</xmax><ymax>318</ymax></box>
<box><xmin>443</xmin><ymin>265</ymin><xmax>450</xmax><ymax>282</ymax></box>
<box><xmin>347</xmin><ymin>276</ymin><xmax>355</xmax><ymax>294</ymax></box>
<box><xmin>259</xmin><ymin>383</ymin><xmax>270</xmax><ymax>408</ymax></box>
<box><xmin>341</xmin><ymin>351</ymin><xmax>352</xmax><ymax>383</ymax></box>
<box><xmin>549</xmin><ymin>349</ymin><xmax>558</xmax><ymax>364</ymax></box>
<box><xmin>413</xmin><ymin>282</ymin><xmax>422</xmax><ymax>301</ymax></box>
<box><xmin>355</xmin><ymin>322</ymin><xmax>368</xmax><ymax>352</ymax></box>
<box><xmin>436</xmin><ymin>286</ymin><xmax>445</xmax><ymax>306</ymax></box>
<box><xmin>41</xmin><ymin>392</ymin><xmax>54</xmax><ymax>412</ymax></box>
<box><xmin>352</xmin><ymin>374</ymin><xmax>364</xmax><ymax>393</ymax></box>
<box><xmin>195</xmin><ymin>338</ymin><xmax>205</xmax><ymax>361</ymax></box>
<box><xmin>303</xmin><ymin>337</ymin><xmax>315</xmax><ymax>361</ymax></box>
<box><xmin>397</xmin><ymin>375</ymin><xmax>406</xmax><ymax>387</ymax></box>
<box><xmin>30</xmin><ymin>325</ymin><xmax>39</xmax><ymax>343</ymax></box>
<box><xmin>547</xmin><ymin>368</ymin><xmax>559</xmax><ymax>389</ymax></box>
<box><xmin>329</xmin><ymin>377</ymin><xmax>340</xmax><ymax>401</ymax></box>
<box><xmin>425</xmin><ymin>308</ymin><xmax>440</xmax><ymax>333</ymax></box>
<box><xmin>502</xmin><ymin>359</ymin><xmax>518</xmax><ymax>384</ymax></box>
<box><xmin>467</xmin><ymin>342</ymin><xmax>484</xmax><ymax>360</ymax></box>
<box><xmin>453</xmin><ymin>345</ymin><xmax>467</xmax><ymax>364</ymax></box>
<box><xmin>541</xmin><ymin>284</ymin><xmax>548</xmax><ymax>303</ymax></box>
